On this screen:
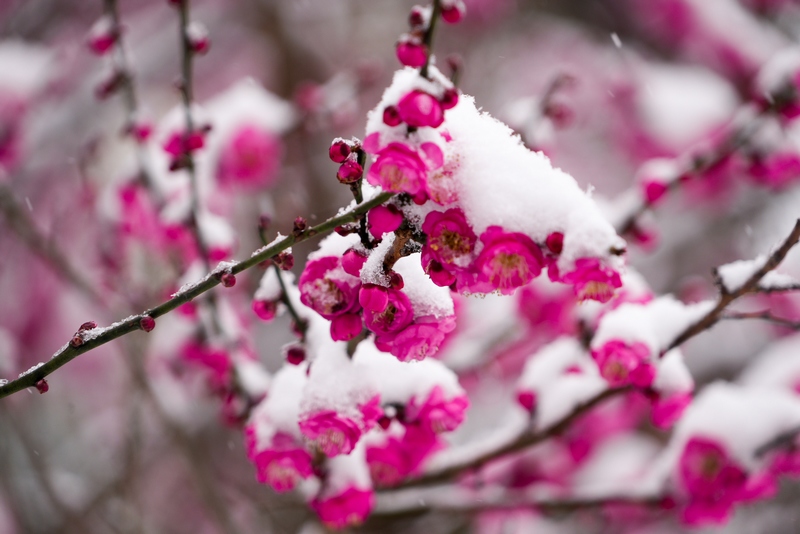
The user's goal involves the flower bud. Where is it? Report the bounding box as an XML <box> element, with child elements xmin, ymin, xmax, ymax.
<box><xmin>441</xmin><ymin>88</ymin><xmax>459</xmax><ymax>110</ymax></box>
<box><xmin>139</xmin><ymin>316</ymin><xmax>156</xmax><ymax>332</ymax></box>
<box><xmin>35</xmin><ymin>379</ymin><xmax>49</xmax><ymax>394</ymax></box>
<box><xmin>337</xmin><ymin>159</ymin><xmax>364</xmax><ymax>184</ymax></box>
<box><xmin>274</xmin><ymin>251</ymin><xmax>294</xmax><ymax>271</ymax></box>
<box><xmin>329</xmin><ymin>138</ymin><xmax>352</xmax><ymax>163</ymax></box>
<box><xmin>87</xmin><ymin>16</ymin><xmax>118</xmax><ymax>55</ymax></box>
<box><xmin>441</xmin><ymin>1</ymin><xmax>465</xmax><ymax>23</ymax></box>
<box><xmin>220</xmin><ymin>273</ymin><xmax>236</xmax><ymax>287</ymax></box>
<box><xmin>79</xmin><ymin>321</ymin><xmax>98</xmax><ymax>331</ymax></box>
<box><xmin>286</xmin><ymin>346</ymin><xmax>306</xmax><ymax>365</ymax></box>
<box><xmin>186</xmin><ymin>22</ymin><xmax>210</xmax><ymax>55</ymax></box>
<box><xmin>396</xmin><ymin>39</ymin><xmax>427</xmax><ymax>68</ymax></box>
<box><xmin>382</xmin><ymin>106</ymin><xmax>402</xmax><ymax>127</ymax></box>
<box><xmin>293</xmin><ymin>216</ymin><xmax>308</xmax><ymax>235</ymax></box>
<box><xmin>545</xmin><ymin>232</ymin><xmax>564</xmax><ymax>255</ymax></box>
<box><xmin>252</xmin><ymin>300</ymin><xmax>278</xmax><ymax>321</ymax></box>
<box><xmin>409</xmin><ymin>6</ymin><xmax>426</xmax><ymax>28</ymax></box>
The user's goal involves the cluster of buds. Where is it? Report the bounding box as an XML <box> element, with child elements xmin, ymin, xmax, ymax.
<box><xmin>395</xmin><ymin>2</ymin><xmax>465</xmax><ymax>69</ymax></box>
<box><xmin>329</xmin><ymin>137</ymin><xmax>365</xmax><ymax>185</ymax></box>
<box><xmin>163</xmin><ymin>125</ymin><xmax>211</xmax><ymax>171</ymax></box>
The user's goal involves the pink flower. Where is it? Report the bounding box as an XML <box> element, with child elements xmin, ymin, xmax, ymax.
<box><xmin>405</xmin><ymin>385</ymin><xmax>469</xmax><ymax>434</ymax></box>
<box><xmin>591</xmin><ymin>340</ymin><xmax>654</xmax><ymax>388</ymax></box>
<box><xmin>516</xmin><ymin>283</ymin><xmax>577</xmax><ymax>336</ymax></box>
<box><xmin>560</xmin><ymin>257</ymin><xmax>622</xmax><ymax>303</ymax></box>
<box><xmin>473</xmin><ymin>226</ymin><xmax>544</xmax><ymax>294</ymax></box>
<box><xmin>299</xmin><ymin>410</ymin><xmax>363</xmax><ymax>457</ymax></box>
<box><xmin>366</xmin><ymin>425</ymin><xmax>441</xmax><ymax>486</ymax></box>
<box><xmin>368</xmin><ymin>204</ymin><xmax>404</xmax><ymax>238</ymax></box>
<box><xmin>217</xmin><ymin>124</ymin><xmax>282</xmax><ymax>189</ymax></box>
<box><xmin>396</xmin><ymin>40</ymin><xmax>427</xmax><ymax>68</ymax></box>
<box><xmin>366</xmin><ymin>142</ymin><xmax>429</xmax><ymax>195</ymax></box>
<box><xmin>363</xmin><ymin>288</ymin><xmax>414</xmax><ymax>336</ymax></box>
<box><xmin>245</xmin><ymin>429</ymin><xmax>313</xmax><ymax>492</ymax></box>
<box><xmin>341</xmin><ymin>248</ymin><xmax>368</xmax><ymax>277</ymax></box>
<box><xmin>422</xmin><ymin>208</ymin><xmax>477</xmax><ymax>267</ymax></box>
<box><xmin>311</xmin><ymin>486</ymin><xmax>375</xmax><ymax>529</ymax></box>
<box><xmin>396</xmin><ymin>90</ymin><xmax>444</xmax><ymax>128</ymax></box>
<box><xmin>181</xmin><ymin>341</ymin><xmax>231</xmax><ymax>388</ymax></box>
<box><xmin>376</xmin><ymin>315</ymin><xmax>456</xmax><ymax>362</ymax></box>
<box><xmin>677</xmin><ymin>436</ymin><xmax>750</xmax><ymax>526</ymax></box>
<box><xmin>359</xmin><ymin>284</ymin><xmax>390</xmax><ymax>312</ymax></box>
<box><xmin>299</xmin><ymin>256</ymin><xmax>361</xmax><ymax>320</ymax></box>
<box><xmin>516</xmin><ymin>390</ymin><xmax>537</xmax><ymax>413</ymax></box>
<box><xmin>330</xmin><ymin>313</ymin><xmax>363</xmax><ymax>341</ymax></box>
<box><xmin>748</xmin><ymin>152</ymin><xmax>800</xmax><ymax>190</ymax></box>
<box><xmin>651</xmin><ymin>391</ymin><xmax>692</xmax><ymax>429</ymax></box>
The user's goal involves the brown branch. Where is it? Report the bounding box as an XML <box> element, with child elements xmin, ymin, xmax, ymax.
<box><xmin>666</xmin><ymin>219</ymin><xmax>800</xmax><ymax>351</ymax></box>
<box><xmin>391</xmin><ymin>386</ymin><xmax>630</xmax><ymax>489</ymax></box>
<box><xmin>420</xmin><ymin>0</ymin><xmax>442</xmax><ymax>80</ymax></box>
<box><xmin>0</xmin><ymin>191</ymin><xmax>394</xmax><ymax>400</ymax></box>
<box><xmin>720</xmin><ymin>310</ymin><xmax>800</xmax><ymax>330</ymax></box>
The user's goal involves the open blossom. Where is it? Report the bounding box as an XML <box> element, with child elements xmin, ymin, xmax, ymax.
<box><xmin>299</xmin><ymin>256</ymin><xmax>361</xmax><ymax>319</ymax></box>
<box><xmin>560</xmin><ymin>257</ymin><xmax>622</xmax><ymax>303</ymax></box>
<box><xmin>677</xmin><ymin>436</ymin><xmax>765</xmax><ymax>526</ymax></box>
<box><xmin>374</xmin><ymin>314</ymin><xmax>457</xmax><ymax>362</ymax></box>
<box><xmin>591</xmin><ymin>340</ymin><xmax>654</xmax><ymax>388</ymax></box>
<box><xmin>299</xmin><ymin>410</ymin><xmax>363</xmax><ymax>457</ymax></box>
<box><xmin>472</xmin><ymin>226</ymin><xmax>544</xmax><ymax>294</ymax></box>
<box><xmin>366</xmin><ymin>425</ymin><xmax>441</xmax><ymax>487</ymax></box>
<box><xmin>311</xmin><ymin>486</ymin><xmax>375</xmax><ymax>529</ymax></box>
<box><xmin>405</xmin><ymin>385</ymin><xmax>469</xmax><ymax>434</ymax></box>
<box><xmin>363</xmin><ymin>287</ymin><xmax>414</xmax><ymax>337</ymax></box>
<box><xmin>421</xmin><ymin>208</ymin><xmax>477</xmax><ymax>267</ymax></box>
<box><xmin>244</xmin><ymin>429</ymin><xmax>313</xmax><ymax>492</ymax></box>
<box><xmin>366</xmin><ymin>142</ymin><xmax>430</xmax><ymax>195</ymax></box>
<box><xmin>217</xmin><ymin>124</ymin><xmax>282</xmax><ymax>189</ymax></box>
<box><xmin>396</xmin><ymin>90</ymin><xmax>444</xmax><ymax>128</ymax></box>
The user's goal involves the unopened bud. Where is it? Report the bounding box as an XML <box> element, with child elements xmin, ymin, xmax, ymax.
<box><xmin>286</xmin><ymin>346</ymin><xmax>306</xmax><ymax>365</ymax></box>
<box><xmin>79</xmin><ymin>321</ymin><xmax>98</xmax><ymax>331</ymax></box>
<box><xmin>396</xmin><ymin>38</ymin><xmax>427</xmax><ymax>68</ymax></box>
<box><xmin>186</xmin><ymin>22</ymin><xmax>210</xmax><ymax>55</ymax></box>
<box><xmin>274</xmin><ymin>251</ymin><xmax>294</xmax><ymax>271</ymax></box>
<box><xmin>441</xmin><ymin>88</ymin><xmax>459</xmax><ymax>110</ymax></box>
<box><xmin>329</xmin><ymin>138</ymin><xmax>352</xmax><ymax>163</ymax></box>
<box><xmin>378</xmin><ymin>415</ymin><xmax>392</xmax><ymax>429</ymax></box>
<box><xmin>139</xmin><ymin>315</ymin><xmax>156</xmax><ymax>332</ymax></box>
<box><xmin>219</xmin><ymin>272</ymin><xmax>236</xmax><ymax>287</ymax></box>
<box><xmin>70</xmin><ymin>335</ymin><xmax>84</xmax><ymax>348</ymax></box>
<box><xmin>389</xmin><ymin>272</ymin><xmax>405</xmax><ymax>290</ymax></box>
<box><xmin>441</xmin><ymin>0</ymin><xmax>466</xmax><ymax>23</ymax></box>
<box><xmin>383</xmin><ymin>105</ymin><xmax>402</xmax><ymax>127</ymax></box>
<box><xmin>87</xmin><ymin>16</ymin><xmax>118</xmax><ymax>55</ymax></box>
<box><xmin>293</xmin><ymin>216</ymin><xmax>308</xmax><ymax>235</ymax></box>
<box><xmin>337</xmin><ymin>159</ymin><xmax>364</xmax><ymax>184</ymax></box>
<box><xmin>545</xmin><ymin>232</ymin><xmax>564</xmax><ymax>255</ymax></box>
<box><xmin>35</xmin><ymin>379</ymin><xmax>49</xmax><ymax>394</ymax></box>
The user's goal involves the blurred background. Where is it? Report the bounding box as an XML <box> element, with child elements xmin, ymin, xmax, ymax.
<box><xmin>2</xmin><ymin>0</ymin><xmax>800</xmax><ymax>532</ymax></box>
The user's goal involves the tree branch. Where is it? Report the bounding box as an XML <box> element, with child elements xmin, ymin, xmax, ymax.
<box><xmin>666</xmin><ymin>219</ymin><xmax>800</xmax><ymax>351</ymax></box>
<box><xmin>0</xmin><ymin>191</ymin><xmax>394</xmax><ymax>400</ymax></box>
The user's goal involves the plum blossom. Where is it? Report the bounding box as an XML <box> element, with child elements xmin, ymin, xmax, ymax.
<box><xmin>244</xmin><ymin>429</ymin><xmax>313</xmax><ymax>492</ymax></box>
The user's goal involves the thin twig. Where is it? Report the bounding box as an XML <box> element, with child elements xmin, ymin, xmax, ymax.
<box><xmin>391</xmin><ymin>386</ymin><xmax>630</xmax><ymax>488</ymax></box>
<box><xmin>0</xmin><ymin>191</ymin><xmax>394</xmax><ymax>400</ymax></box>
<box><xmin>666</xmin><ymin>219</ymin><xmax>800</xmax><ymax>350</ymax></box>
<box><xmin>720</xmin><ymin>310</ymin><xmax>800</xmax><ymax>330</ymax></box>
<box><xmin>420</xmin><ymin>0</ymin><xmax>442</xmax><ymax>79</ymax></box>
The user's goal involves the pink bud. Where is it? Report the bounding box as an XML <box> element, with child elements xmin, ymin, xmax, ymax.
<box><xmin>517</xmin><ymin>390</ymin><xmax>537</xmax><ymax>413</ymax></box>
<box><xmin>367</xmin><ymin>205</ymin><xmax>404</xmax><ymax>238</ymax></box>
<box><xmin>293</xmin><ymin>216</ymin><xmax>308</xmax><ymax>235</ymax></box>
<box><xmin>545</xmin><ymin>232</ymin><xmax>564</xmax><ymax>255</ymax></box>
<box><xmin>440</xmin><ymin>88</ymin><xmax>459</xmax><ymax>110</ymax></box>
<box><xmin>286</xmin><ymin>346</ymin><xmax>306</xmax><ymax>365</ymax></box>
<box><xmin>274</xmin><ymin>251</ymin><xmax>294</xmax><ymax>270</ymax></box>
<box><xmin>441</xmin><ymin>1</ymin><xmax>465</xmax><ymax>23</ymax></box>
<box><xmin>35</xmin><ymin>379</ymin><xmax>49</xmax><ymax>394</ymax></box>
<box><xmin>186</xmin><ymin>22</ymin><xmax>210</xmax><ymax>55</ymax></box>
<box><xmin>342</xmin><ymin>249</ymin><xmax>368</xmax><ymax>277</ymax></box>
<box><xmin>409</xmin><ymin>6</ymin><xmax>426</xmax><ymax>27</ymax></box>
<box><xmin>389</xmin><ymin>272</ymin><xmax>404</xmax><ymax>290</ymax></box>
<box><xmin>79</xmin><ymin>321</ymin><xmax>98</xmax><ymax>331</ymax></box>
<box><xmin>70</xmin><ymin>336</ymin><xmax>83</xmax><ymax>348</ymax></box>
<box><xmin>252</xmin><ymin>300</ymin><xmax>278</xmax><ymax>321</ymax></box>
<box><xmin>643</xmin><ymin>180</ymin><xmax>668</xmax><ymax>205</ymax></box>
<box><xmin>87</xmin><ymin>16</ymin><xmax>117</xmax><ymax>55</ymax></box>
<box><xmin>337</xmin><ymin>159</ymin><xmax>364</xmax><ymax>184</ymax></box>
<box><xmin>396</xmin><ymin>40</ymin><xmax>427</xmax><ymax>68</ymax></box>
<box><xmin>330</xmin><ymin>313</ymin><xmax>363</xmax><ymax>341</ymax></box>
<box><xmin>127</xmin><ymin>121</ymin><xmax>153</xmax><ymax>143</ymax></box>
<box><xmin>220</xmin><ymin>273</ymin><xmax>236</xmax><ymax>287</ymax></box>
<box><xmin>383</xmin><ymin>106</ymin><xmax>402</xmax><ymax>127</ymax></box>
<box><xmin>426</xmin><ymin>260</ymin><xmax>456</xmax><ymax>287</ymax></box>
<box><xmin>397</xmin><ymin>90</ymin><xmax>444</xmax><ymax>128</ymax></box>
<box><xmin>544</xmin><ymin>101</ymin><xmax>573</xmax><ymax>128</ymax></box>
<box><xmin>139</xmin><ymin>316</ymin><xmax>156</xmax><ymax>332</ymax></box>
<box><xmin>359</xmin><ymin>284</ymin><xmax>389</xmax><ymax>312</ymax></box>
<box><xmin>378</xmin><ymin>415</ymin><xmax>392</xmax><ymax>429</ymax></box>
<box><xmin>329</xmin><ymin>139</ymin><xmax>352</xmax><ymax>163</ymax></box>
